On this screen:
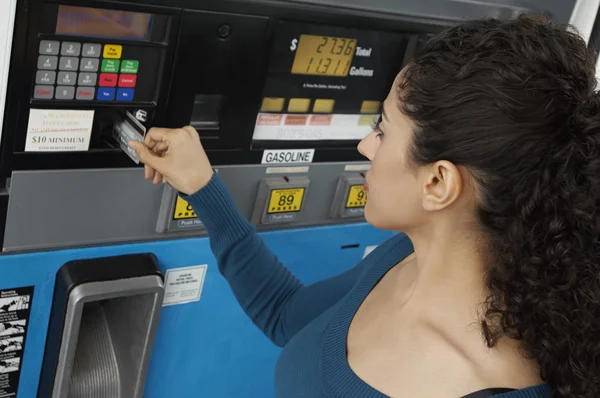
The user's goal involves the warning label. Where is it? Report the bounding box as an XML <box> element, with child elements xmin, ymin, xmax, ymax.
<box><xmin>0</xmin><ymin>286</ymin><xmax>34</xmax><ymax>398</ymax></box>
<box><xmin>162</xmin><ymin>265</ymin><xmax>207</xmax><ymax>307</ymax></box>
<box><xmin>173</xmin><ymin>196</ymin><xmax>197</xmax><ymax>220</ymax></box>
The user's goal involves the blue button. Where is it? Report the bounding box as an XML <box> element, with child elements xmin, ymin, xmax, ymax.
<box><xmin>97</xmin><ymin>88</ymin><xmax>115</xmax><ymax>100</ymax></box>
<box><xmin>117</xmin><ymin>88</ymin><xmax>134</xmax><ymax>101</ymax></box>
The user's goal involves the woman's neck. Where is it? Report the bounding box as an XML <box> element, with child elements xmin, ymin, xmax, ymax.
<box><xmin>404</xmin><ymin>219</ymin><xmax>489</xmax><ymax>304</ymax></box>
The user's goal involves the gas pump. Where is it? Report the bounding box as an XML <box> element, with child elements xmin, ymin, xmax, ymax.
<box><xmin>0</xmin><ymin>0</ymin><xmax>593</xmax><ymax>397</ymax></box>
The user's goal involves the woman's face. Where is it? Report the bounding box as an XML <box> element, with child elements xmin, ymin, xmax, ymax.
<box><xmin>357</xmin><ymin>80</ymin><xmax>429</xmax><ymax>231</ymax></box>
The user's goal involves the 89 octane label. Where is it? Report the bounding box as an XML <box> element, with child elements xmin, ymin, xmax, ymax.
<box><xmin>267</xmin><ymin>188</ymin><xmax>305</xmax><ymax>214</ymax></box>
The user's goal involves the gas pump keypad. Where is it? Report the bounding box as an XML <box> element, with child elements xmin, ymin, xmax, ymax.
<box><xmin>34</xmin><ymin>41</ymin><xmax>139</xmax><ymax>102</ymax></box>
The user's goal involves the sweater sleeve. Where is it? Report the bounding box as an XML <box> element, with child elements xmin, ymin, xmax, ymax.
<box><xmin>182</xmin><ymin>172</ymin><xmax>366</xmax><ymax>347</ymax></box>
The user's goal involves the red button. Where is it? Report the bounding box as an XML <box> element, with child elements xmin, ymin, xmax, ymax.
<box><xmin>99</xmin><ymin>73</ymin><xmax>118</xmax><ymax>87</ymax></box>
<box><xmin>118</xmin><ymin>74</ymin><xmax>137</xmax><ymax>88</ymax></box>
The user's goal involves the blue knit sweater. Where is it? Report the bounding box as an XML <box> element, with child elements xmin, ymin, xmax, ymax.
<box><xmin>184</xmin><ymin>173</ymin><xmax>553</xmax><ymax>398</ymax></box>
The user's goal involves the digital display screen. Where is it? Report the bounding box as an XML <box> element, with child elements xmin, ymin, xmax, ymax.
<box><xmin>291</xmin><ymin>35</ymin><xmax>357</xmax><ymax>77</ymax></box>
<box><xmin>56</xmin><ymin>5</ymin><xmax>153</xmax><ymax>41</ymax></box>
<box><xmin>252</xmin><ymin>22</ymin><xmax>408</xmax><ymax>143</ymax></box>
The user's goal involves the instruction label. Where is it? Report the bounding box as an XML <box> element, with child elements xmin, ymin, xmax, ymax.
<box><xmin>0</xmin><ymin>286</ymin><xmax>33</xmax><ymax>398</ymax></box>
<box><xmin>261</xmin><ymin>149</ymin><xmax>314</xmax><ymax>164</ymax></box>
<box><xmin>163</xmin><ymin>265</ymin><xmax>207</xmax><ymax>307</ymax></box>
<box><xmin>25</xmin><ymin>109</ymin><xmax>94</xmax><ymax>152</ymax></box>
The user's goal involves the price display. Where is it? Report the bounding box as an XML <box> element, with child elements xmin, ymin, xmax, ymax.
<box><xmin>346</xmin><ymin>185</ymin><xmax>367</xmax><ymax>208</ymax></box>
<box><xmin>267</xmin><ymin>188</ymin><xmax>305</xmax><ymax>214</ymax></box>
<box><xmin>173</xmin><ymin>196</ymin><xmax>197</xmax><ymax>220</ymax></box>
<box><xmin>291</xmin><ymin>35</ymin><xmax>357</xmax><ymax>77</ymax></box>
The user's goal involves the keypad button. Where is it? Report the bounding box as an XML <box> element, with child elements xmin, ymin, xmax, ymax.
<box><xmin>116</xmin><ymin>88</ymin><xmax>134</xmax><ymax>101</ymax></box>
<box><xmin>97</xmin><ymin>88</ymin><xmax>115</xmax><ymax>101</ymax></box>
<box><xmin>120</xmin><ymin>60</ymin><xmax>139</xmax><ymax>74</ymax></box>
<box><xmin>61</xmin><ymin>42</ymin><xmax>81</xmax><ymax>56</ymax></box>
<box><xmin>118</xmin><ymin>74</ymin><xmax>137</xmax><ymax>88</ymax></box>
<box><xmin>55</xmin><ymin>86</ymin><xmax>75</xmax><ymax>100</ymax></box>
<box><xmin>103</xmin><ymin>44</ymin><xmax>122</xmax><ymax>59</ymax></box>
<box><xmin>101</xmin><ymin>59</ymin><xmax>120</xmax><ymax>73</ymax></box>
<box><xmin>82</xmin><ymin>43</ymin><xmax>101</xmax><ymax>58</ymax></box>
<box><xmin>76</xmin><ymin>87</ymin><xmax>95</xmax><ymax>100</ymax></box>
<box><xmin>35</xmin><ymin>70</ymin><xmax>56</xmax><ymax>85</ymax></box>
<box><xmin>33</xmin><ymin>85</ymin><xmax>54</xmax><ymax>99</ymax></box>
<box><xmin>80</xmin><ymin>58</ymin><xmax>99</xmax><ymax>72</ymax></box>
<box><xmin>99</xmin><ymin>73</ymin><xmax>118</xmax><ymax>87</ymax></box>
<box><xmin>39</xmin><ymin>40</ymin><xmax>59</xmax><ymax>55</ymax></box>
<box><xmin>78</xmin><ymin>72</ymin><xmax>97</xmax><ymax>86</ymax></box>
<box><xmin>37</xmin><ymin>56</ymin><xmax>58</xmax><ymax>70</ymax></box>
<box><xmin>57</xmin><ymin>72</ymin><xmax>77</xmax><ymax>86</ymax></box>
<box><xmin>59</xmin><ymin>57</ymin><xmax>78</xmax><ymax>71</ymax></box>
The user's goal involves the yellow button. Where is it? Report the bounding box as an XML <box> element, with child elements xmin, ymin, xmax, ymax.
<box><xmin>173</xmin><ymin>196</ymin><xmax>196</xmax><ymax>220</ymax></box>
<box><xmin>103</xmin><ymin>44</ymin><xmax>122</xmax><ymax>59</ymax></box>
<box><xmin>360</xmin><ymin>100</ymin><xmax>381</xmax><ymax>114</ymax></box>
<box><xmin>288</xmin><ymin>98</ymin><xmax>311</xmax><ymax>113</ymax></box>
<box><xmin>346</xmin><ymin>185</ymin><xmax>367</xmax><ymax>208</ymax></box>
<box><xmin>261</xmin><ymin>97</ymin><xmax>285</xmax><ymax>112</ymax></box>
<box><xmin>267</xmin><ymin>188</ymin><xmax>305</xmax><ymax>214</ymax></box>
<box><xmin>313</xmin><ymin>99</ymin><xmax>335</xmax><ymax>113</ymax></box>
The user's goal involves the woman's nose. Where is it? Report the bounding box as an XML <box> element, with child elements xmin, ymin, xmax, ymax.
<box><xmin>358</xmin><ymin>132</ymin><xmax>376</xmax><ymax>160</ymax></box>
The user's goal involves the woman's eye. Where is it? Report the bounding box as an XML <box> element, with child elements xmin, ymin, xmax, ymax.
<box><xmin>371</xmin><ymin>115</ymin><xmax>382</xmax><ymax>131</ymax></box>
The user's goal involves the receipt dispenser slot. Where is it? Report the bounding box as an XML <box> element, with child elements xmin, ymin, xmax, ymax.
<box><xmin>37</xmin><ymin>254</ymin><xmax>164</xmax><ymax>398</ymax></box>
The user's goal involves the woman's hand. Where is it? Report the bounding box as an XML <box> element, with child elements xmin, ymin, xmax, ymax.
<box><xmin>129</xmin><ymin>126</ymin><xmax>214</xmax><ymax>195</ymax></box>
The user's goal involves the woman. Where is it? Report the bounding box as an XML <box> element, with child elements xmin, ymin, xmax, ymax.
<box><xmin>130</xmin><ymin>15</ymin><xmax>600</xmax><ymax>398</ymax></box>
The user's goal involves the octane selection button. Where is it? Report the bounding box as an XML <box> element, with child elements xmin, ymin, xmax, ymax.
<box><xmin>78</xmin><ymin>72</ymin><xmax>97</xmax><ymax>86</ymax></box>
<box><xmin>33</xmin><ymin>85</ymin><xmax>54</xmax><ymax>99</ymax></box>
<box><xmin>99</xmin><ymin>73</ymin><xmax>118</xmax><ymax>87</ymax></box>
<box><xmin>76</xmin><ymin>87</ymin><xmax>95</xmax><ymax>100</ymax></box>
<box><xmin>118</xmin><ymin>74</ymin><xmax>137</xmax><ymax>88</ymax></box>
<box><xmin>55</xmin><ymin>86</ymin><xmax>75</xmax><ymax>100</ymax></box>
<box><xmin>37</xmin><ymin>56</ymin><xmax>58</xmax><ymax>70</ymax></box>
<box><xmin>80</xmin><ymin>58</ymin><xmax>99</xmax><ymax>72</ymax></box>
<box><xmin>35</xmin><ymin>71</ymin><xmax>56</xmax><ymax>85</ymax></box>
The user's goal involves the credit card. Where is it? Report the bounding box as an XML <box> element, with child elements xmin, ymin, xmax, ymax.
<box><xmin>112</xmin><ymin>111</ymin><xmax>146</xmax><ymax>164</ymax></box>
<box><xmin>124</xmin><ymin>110</ymin><xmax>147</xmax><ymax>137</ymax></box>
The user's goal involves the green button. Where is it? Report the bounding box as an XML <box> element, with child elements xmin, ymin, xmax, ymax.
<box><xmin>101</xmin><ymin>59</ymin><xmax>120</xmax><ymax>73</ymax></box>
<box><xmin>120</xmin><ymin>60</ymin><xmax>139</xmax><ymax>74</ymax></box>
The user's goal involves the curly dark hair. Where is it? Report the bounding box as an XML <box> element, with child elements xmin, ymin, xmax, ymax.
<box><xmin>399</xmin><ymin>14</ymin><xmax>600</xmax><ymax>398</ymax></box>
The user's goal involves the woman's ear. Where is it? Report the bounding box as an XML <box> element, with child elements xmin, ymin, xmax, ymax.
<box><xmin>422</xmin><ymin>161</ymin><xmax>463</xmax><ymax>211</ymax></box>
